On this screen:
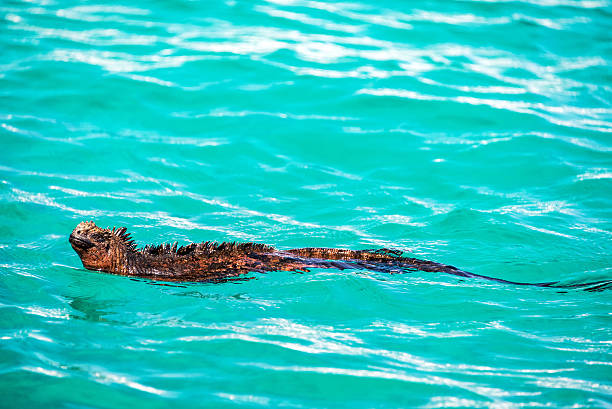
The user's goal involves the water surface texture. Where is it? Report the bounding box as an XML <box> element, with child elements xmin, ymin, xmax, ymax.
<box><xmin>1</xmin><ymin>0</ymin><xmax>611</xmax><ymax>407</ymax></box>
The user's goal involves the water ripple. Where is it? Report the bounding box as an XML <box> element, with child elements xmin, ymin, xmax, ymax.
<box><xmin>1</xmin><ymin>0</ymin><xmax>611</xmax><ymax>407</ymax></box>
<box><xmin>357</xmin><ymin>88</ymin><xmax>612</xmax><ymax>133</ymax></box>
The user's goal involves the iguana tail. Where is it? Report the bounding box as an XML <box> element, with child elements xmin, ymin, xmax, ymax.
<box><xmin>285</xmin><ymin>248</ymin><xmax>612</xmax><ymax>292</ymax></box>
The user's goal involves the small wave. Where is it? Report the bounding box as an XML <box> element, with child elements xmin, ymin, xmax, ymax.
<box><xmin>357</xmin><ymin>88</ymin><xmax>612</xmax><ymax>133</ymax></box>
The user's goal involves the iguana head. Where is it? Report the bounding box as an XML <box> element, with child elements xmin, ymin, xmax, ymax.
<box><xmin>69</xmin><ymin>221</ymin><xmax>136</xmax><ymax>273</ymax></box>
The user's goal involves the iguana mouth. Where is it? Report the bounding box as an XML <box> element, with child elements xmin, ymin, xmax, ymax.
<box><xmin>69</xmin><ymin>234</ymin><xmax>94</xmax><ymax>250</ymax></box>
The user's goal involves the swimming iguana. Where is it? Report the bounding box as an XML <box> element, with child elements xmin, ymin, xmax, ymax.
<box><xmin>69</xmin><ymin>221</ymin><xmax>610</xmax><ymax>290</ymax></box>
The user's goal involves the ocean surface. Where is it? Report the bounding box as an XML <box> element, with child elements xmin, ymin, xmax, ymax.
<box><xmin>1</xmin><ymin>0</ymin><xmax>611</xmax><ymax>407</ymax></box>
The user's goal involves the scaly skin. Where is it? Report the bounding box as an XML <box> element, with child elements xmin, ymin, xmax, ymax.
<box><xmin>69</xmin><ymin>221</ymin><xmax>611</xmax><ymax>290</ymax></box>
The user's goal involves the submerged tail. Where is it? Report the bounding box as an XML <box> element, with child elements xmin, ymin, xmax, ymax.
<box><xmin>285</xmin><ymin>247</ymin><xmax>611</xmax><ymax>292</ymax></box>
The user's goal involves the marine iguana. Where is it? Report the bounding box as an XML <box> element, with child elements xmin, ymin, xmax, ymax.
<box><xmin>69</xmin><ymin>221</ymin><xmax>611</xmax><ymax>291</ymax></box>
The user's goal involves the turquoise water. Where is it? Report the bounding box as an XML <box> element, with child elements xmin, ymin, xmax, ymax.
<box><xmin>1</xmin><ymin>0</ymin><xmax>612</xmax><ymax>407</ymax></box>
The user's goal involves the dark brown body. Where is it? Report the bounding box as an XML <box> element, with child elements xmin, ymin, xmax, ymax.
<box><xmin>69</xmin><ymin>221</ymin><xmax>611</xmax><ymax>291</ymax></box>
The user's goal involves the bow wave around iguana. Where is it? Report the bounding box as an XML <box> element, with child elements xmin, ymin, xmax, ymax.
<box><xmin>69</xmin><ymin>221</ymin><xmax>611</xmax><ymax>291</ymax></box>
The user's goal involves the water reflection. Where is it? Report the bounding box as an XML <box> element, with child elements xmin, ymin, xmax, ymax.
<box><xmin>65</xmin><ymin>295</ymin><xmax>119</xmax><ymax>323</ymax></box>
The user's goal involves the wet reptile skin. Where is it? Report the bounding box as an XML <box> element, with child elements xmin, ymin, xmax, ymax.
<box><xmin>69</xmin><ymin>221</ymin><xmax>611</xmax><ymax>290</ymax></box>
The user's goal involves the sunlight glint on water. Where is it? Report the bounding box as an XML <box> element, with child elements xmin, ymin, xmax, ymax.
<box><xmin>1</xmin><ymin>0</ymin><xmax>611</xmax><ymax>407</ymax></box>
